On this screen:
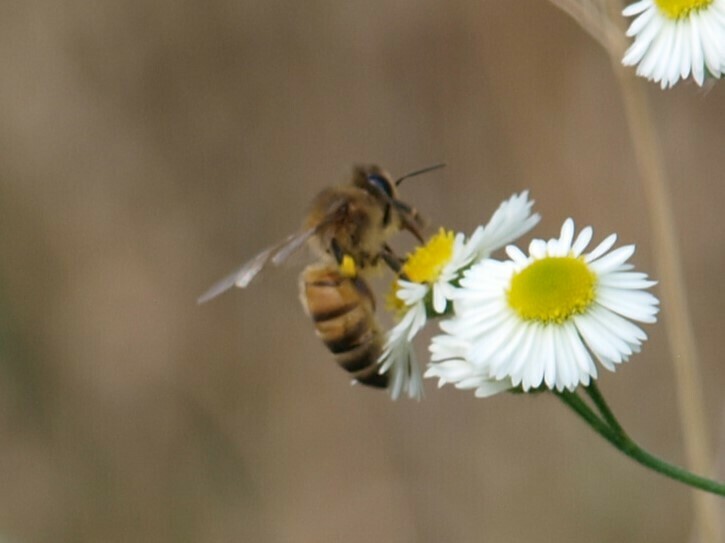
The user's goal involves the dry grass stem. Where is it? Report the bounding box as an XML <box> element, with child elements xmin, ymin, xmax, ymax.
<box><xmin>602</xmin><ymin>1</ymin><xmax>721</xmax><ymax>540</ymax></box>
<box><xmin>549</xmin><ymin>0</ymin><xmax>721</xmax><ymax>541</ymax></box>
<box><xmin>547</xmin><ymin>0</ymin><xmax>627</xmax><ymax>56</ymax></box>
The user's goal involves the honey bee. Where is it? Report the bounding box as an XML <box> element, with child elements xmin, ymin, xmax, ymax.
<box><xmin>198</xmin><ymin>164</ymin><xmax>443</xmax><ymax>389</ymax></box>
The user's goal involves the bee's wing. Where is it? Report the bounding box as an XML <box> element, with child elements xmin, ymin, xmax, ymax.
<box><xmin>197</xmin><ymin>228</ymin><xmax>318</xmax><ymax>305</ymax></box>
<box><xmin>271</xmin><ymin>228</ymin><xmax>317</xmax><ymax>266</ymax></box>
<box><xmin>198</xmin><ymin>198</ymin><xmax>349</xmax><ymax>305</ymax></box>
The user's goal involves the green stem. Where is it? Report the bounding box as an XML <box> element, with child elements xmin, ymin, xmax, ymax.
<box><xmin>583</xmin><ymin>381</ymin><xmax>625</xmax><ymax>436</ymax></box>
<box><xmin>555</xmin><ymin>388</ymin><xmax>725</xmax><ymax>497</ymax></box>
<box><xmin>556</xmin><ymin>389</ymin><xmax>618</xmax><ymax>443</ymax></box>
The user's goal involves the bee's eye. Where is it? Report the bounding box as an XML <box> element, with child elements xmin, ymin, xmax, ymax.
<box><xmin>367</xmin><ymin>174</ymin><xmax>393</xmax><ymax>198</ymax></box>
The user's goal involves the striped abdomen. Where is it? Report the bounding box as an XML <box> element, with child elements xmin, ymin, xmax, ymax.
<box><xmin>299</xmin><ymin>264</ymin><xmax>388</xmax><ymax>389</ymax></box>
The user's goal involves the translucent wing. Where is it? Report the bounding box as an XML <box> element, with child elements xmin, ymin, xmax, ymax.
<box><xmin>197</xmin><ymin>228</ymin><xmax>317</xmax><ymax>304</ymax></box>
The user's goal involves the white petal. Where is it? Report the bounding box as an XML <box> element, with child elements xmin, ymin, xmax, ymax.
<box><xmin>552</xmin><ymin>326</ymin><xmax>580</xmax><ymax>390</ymax></box>
<box><xmin>596</xmin><ymin>287</ymin><xmax>660</xmax><ymax>323</ymax></box>
<box><xmin>698</xmin><ymin>12</ymin><xmax>723</xmax><ymax>77</ymax></box>
<box><xmin>666</xmin><ymin>21</ymin><xmax>686</xmax><ymax>86</ymax></box>
<box><xmin>571</xmin><ymin>226</ymin><xmax>593</xmax><ymax>256</ymax></box>
<box><xmin>652</xmin><ymin>24</ymin><xmax>677</xmax><ymax>85</ymax></box>
<box><xmin>584</xmin><ymin>307</ymin><xmax>636</xmax><ymax>360</ymax></box>
<box><xmin>590</xmin><ymin>304</ymin><xmax>648</xmax><ymax>346</ymax></box>
<box><xmin>588</xmin><ymin>245</ymin><xmax>635</xmax><ymax>273</ymax></box>
<box><xmin>559</xmin><ymin>218</ymin><xmax>575</xmax><ymax>253</ymax></box>
<box><xmin>585</xmin><ymin>233</ymin><xmax>618</xmax><ymax>263</ymax></box>
<box><xmin>425</xmin><ymin>359</ymin><xmax>471</xmax><ymax>383</ymax></box>
<box><xmin>690</xmin><ymin>14</ymin><xmax>705</xmax><ymax>85</ymax></box>
<box><xmin>432</xmin><ymin>284</ymin><xmax>447</xmax><ymax>314</ymax></box>
<box><xmin>505</xmin><ymin>244</ymin><xmax>529</xmax><ymax>266</ymax></box>
<box><xmin>573</xmin><ymin>314</ymin><xmax>621</xmax><ymax>370</ymax></box>
<box><xmin>627</xmin><ymin>5</ymin><xmax>657</xmax><ymax>37</ymax></box>
<box><xmin>469</xmin><ymin>312</ymin><xmax>520</xmax><ymax>365</ymax></box>
<box><xmin>474</xmin><ymin>379</ymin><xmax>512</xmax><ymax>397</ymax></box>
<box><xmin>623</xmin><ymin>0</ymin><xmax>651</xmax><ymax>17</ymax></box>
<box><xmin>542</xmin><ymin>325</ymin><xmax>558</xmax><ymax>388</ymax></box>
<box><xmin>680</xmin><ymin>22</ymin><xmax>694</xmax><ymax>78</ymax></box>
<box><xmin>561</xmin><ymin>320</ymin><xmax>598</xmax><ymax>380</ymax></box>
<box><xmin>529</xmin><ymin>239</ymin><xmax>548</xmax><ymax>259</ymax></box>
<box><xmin>492</xmin><ymin>321</ymin><xmax>536</xmax><ymax>380</ymax></box>
<box><xmin>470</xmin><ymin>192</ymin><xmax>540</xmax><ymax>256</ymax></box>
<box><xmin>598</xmin><ymin>271</ymin><xmax>657</xmax><ymax>289</ymax></box>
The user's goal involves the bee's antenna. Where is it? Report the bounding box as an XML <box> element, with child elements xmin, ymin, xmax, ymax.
<box><xmin>395</xmin><ymin>163</ymin><xmax>446</xmax><ymax>186</ymax></box>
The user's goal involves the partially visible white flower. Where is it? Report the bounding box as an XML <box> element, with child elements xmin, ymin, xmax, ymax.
<box><xmin>427</xmin><ymin>219</ymin><xmax>659</xmax><ymax>396</ymax></box>
<box><xmin>378</xmin><ymin>191</ymin><xmax>540</xmax><ymax>400</ymax></box>
<box><xmin>622</xmin><ymin>0</ymin><xmax>725</xmax><ymax>88</ymax></box>
<box><xmin>410</xmin><ymin>191</ymin><xmax>542</xmax><ymax>318</ymax></box>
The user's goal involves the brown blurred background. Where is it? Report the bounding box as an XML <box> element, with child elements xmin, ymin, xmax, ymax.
<box><xmin>0</xmin><ymin>1</ymin><xmax>723</xmax><ymax>542</ymax></box>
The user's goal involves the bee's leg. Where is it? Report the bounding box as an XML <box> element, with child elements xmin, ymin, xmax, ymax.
<box><xmin>381</xmin><ymin>244</ymin><xmax>406</xmax><ymax>277</ymax></box>
<box><xmin>401</xmin><ymin>215</ymin><xmax>424</xmax><ymax>244</ymax></box>
<box><xmin>330</xmin><ymin>238</ymin><xmax>345</xmax><ymax>265</ymax></box>
<box><xmin>382</xmin><ymin>203</ymin><xmax>391</xmax><ymax>226</ymax></box>
<box><xmin>393</xmin><ymin>200</ymin><xmax>425</xmax><ymax>243</ymax></box>
<box><xmin>382</xmin><ymin>252</ymin><xmax>403</xmax><ymax>274</ymax></box>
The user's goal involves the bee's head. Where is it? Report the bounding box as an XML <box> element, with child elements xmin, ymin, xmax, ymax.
<box><xmin>353</xmin><ymin>165</ymin><xmax>398</xmax><ymax>202</ymax></box>
<box><xmin>352</xmin><ymin>162</ymin><xmax>445</xmax><ymax>200</ymax></box>
<box><xmin>350</xmin><ymin>163</ymin><xmax>442</xmax><ymax>242</ymax></box>
<box><xmin>352</xmin><ymin>164</ymin><xmax>425</xmax><ymax>241</ymax></box>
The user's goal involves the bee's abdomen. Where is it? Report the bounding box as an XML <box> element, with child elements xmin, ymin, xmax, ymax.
<box><xmin>300</xmin><ymin>264</ymin><xmax>388</xmax><ymax>389</ymax></box>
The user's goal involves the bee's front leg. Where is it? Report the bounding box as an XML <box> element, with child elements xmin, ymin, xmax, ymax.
<box><xmin>330</xmin><ymin>238</ymin><xmax>345</xmax><ymax>266</ymax></box>
<box><xmin>381</xmin><ymin>244</ymin><xmax>406</xmax><ymax>276</ymax></box>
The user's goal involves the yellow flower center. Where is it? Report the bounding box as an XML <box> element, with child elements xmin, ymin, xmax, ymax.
<box><xmin>401</xmin><ymin>228</ymin><xmax>455</xmax><ymax>284</ymax></box>
<box><xmin>507</xmin><ymin>257</ymin><xmax>596</xmax><ymax>324</ymax></box>
<box><xmin>655</xmin><ymin>0</ymin><xmax>713</xmax><ymax>19</ymax></box>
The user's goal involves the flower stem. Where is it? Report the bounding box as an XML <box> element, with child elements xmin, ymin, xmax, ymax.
<box><xmin>583</xmin><ymin>381</ymin><xmax>625</xmax><ymax>436</ymax></box>
<box><xmin>557</xmin><ymin>389</ymin><xmax>618</xmax><ymax>443</ymax></box>
<box><xmin>556</xmin><ymin>388</ymin><xmax>725</xmax><ymax>497</ymax></box>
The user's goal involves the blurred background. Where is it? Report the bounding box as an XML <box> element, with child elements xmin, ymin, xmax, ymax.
<box><xmin>0</xmin><ymin>1</ymin><xmax>723</xmax><ymax>542</ymax></box>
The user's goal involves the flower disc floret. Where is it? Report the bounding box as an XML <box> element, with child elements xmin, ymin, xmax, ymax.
<box><xmin>507</xmin><ymin>257</ymin><xmax>596</xmax><ymax>323</ymax></box>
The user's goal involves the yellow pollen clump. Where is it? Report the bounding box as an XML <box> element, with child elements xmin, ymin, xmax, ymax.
<box><xmin>401</xmin><ymin>228</ymin><xmax>455</xmax><ymax>284</ymax></box>
<box><xmin>655</xmin><ymin>0</ymin><xmax>713</xmax><ymax>19</ymax></box>
<box><xmin>507</xmin><ymin>256</ymin><xmax>596</xmax><ymax>324</ymax></box>
<box><xmin>340</xmin><ymin>254</ymin><xmax>357</xmax><ymax>278</ymax></box>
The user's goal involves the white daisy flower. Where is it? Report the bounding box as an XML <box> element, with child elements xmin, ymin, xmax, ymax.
<box><xmin>622</xmin><ymin>0</ymin><xmax>725</xmax><ymax>88</ymax></box>
<box><xmin>427</xmin><ymin>219</ymin><xmax>659</xmax><ymax>395</ymax></box>
<box><xmin>378</xmin><ymin>192</ymin><xmax>540</xmax><ymax>400</ymax></box>
<box><xmin>378</xmin><ymin>230</ymin><xmax>460</xmax><ymax>401</ymax></box>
